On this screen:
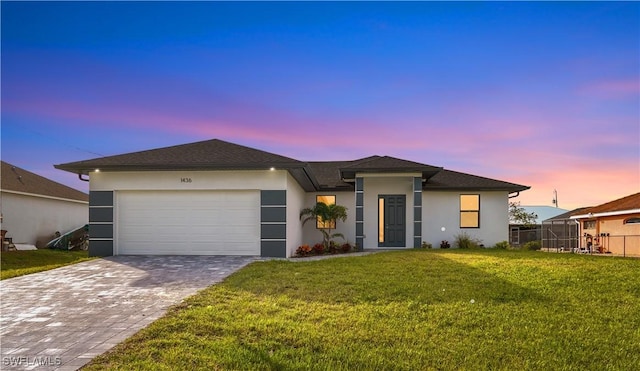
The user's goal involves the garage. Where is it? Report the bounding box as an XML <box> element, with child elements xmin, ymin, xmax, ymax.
<box><xmin>116</xmin><ymin>190</ymin><xmax>260</xmax><ymax>255</ymax></box>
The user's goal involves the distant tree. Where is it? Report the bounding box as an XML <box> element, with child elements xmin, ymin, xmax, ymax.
<box><xmin>300</xmin><ymin>202</ymin><xmax>348</xmax><ymax>249</ymax></box>
<box><xmin>509</xmin><ymin>202</ymin><xmax>538</xmax><ymax>227</ymax></box>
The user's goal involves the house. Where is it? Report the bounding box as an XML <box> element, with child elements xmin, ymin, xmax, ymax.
<box><xmin>1</xmin><ymin>161</ymin><xmax>89</xmax><ymax>248</ymax></box>
<box><xmin>509</xmin><ymin>205</ymin><xmax>568</xmax><ymax>246</ymax></box>
<box><xmin>570</xmin><ymin>193</ymin><xmax>640</xmax><ymax>256</ymax></box>
<box><xmin>54</xmin><ymin>139</ymin><xmax>530</xmax><ymax>257</ymax></box>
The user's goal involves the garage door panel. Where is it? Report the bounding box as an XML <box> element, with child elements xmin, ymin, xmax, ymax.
<box><xmin>117</xmin><ymin>191</ymin><xmax>260</xmax><ymax>255</ymax></box>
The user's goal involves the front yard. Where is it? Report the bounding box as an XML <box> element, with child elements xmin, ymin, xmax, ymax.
<box><xmin>87</xmin><ymin>250</ymin><xmax>640</xmax><ymax>370</ymax></box>
<box><xmin>0</xmin><ymin>249</ymin><xmax>93</xmax><ymax>280</ymax></box>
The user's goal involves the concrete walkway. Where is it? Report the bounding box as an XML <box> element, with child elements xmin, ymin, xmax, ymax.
<box><xmin>0</xmin><ymin>256</ymin><xmax>256</xmax><ymax>370</ymax></box>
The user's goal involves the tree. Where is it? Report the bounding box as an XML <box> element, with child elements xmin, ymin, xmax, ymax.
<box><xmin>509</xmin><ymin>201</ymin><xmax>538</xmax><ymax>227</ymax></box>
<box><xmin>300</xmin><ymin>202</ymin><xmax>348</xmax><ymax>249</ymax></box>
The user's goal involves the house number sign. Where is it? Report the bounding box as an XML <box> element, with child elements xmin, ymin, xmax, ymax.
<box><xmin>180</xmin><ymin>177</ymin><xmax>192</xmax><ymax>183</ymax></box>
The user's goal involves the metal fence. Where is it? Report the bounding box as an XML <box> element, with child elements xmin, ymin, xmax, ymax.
<box><xmin>510</xmin><ymin>227</ymin><xmax>541</xmax><ymax>247</ymax></box>
<box><xmin>541</xmin><ymin>219</ymin><xmax>579</xmax><ymax>252</ymax></box>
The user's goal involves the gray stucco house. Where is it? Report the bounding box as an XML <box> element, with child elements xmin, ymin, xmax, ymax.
<box><xmin>55</xmin><ymin>139</ymin><xmax>529</xmax><ymax>257</ymax></box>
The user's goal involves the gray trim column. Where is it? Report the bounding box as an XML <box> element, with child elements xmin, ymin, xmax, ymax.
<box><xmin>89</xmin><ymin>191</ymin><xmax>114</xmax><ymax>257</ymax></box>
<box><xmin>355</xmin><ymin>177</ymin><xmax>364</xmax><ymax>251</ymax></box>
<box><xmin>260</xmin><ymin>190</ymin><xmax>287</xmax><ymax>258</ymax></box>
<box><xmin>413</xmin><ymin>177</ymin><xmax>422</xmax><ymax>248</ymax></box>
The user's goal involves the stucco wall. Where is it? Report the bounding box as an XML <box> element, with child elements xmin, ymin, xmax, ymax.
<box><xmin>300</xmin><ymin>191</ymin><xmax>356</xmax><ymax>248</ymax></box>
<box><xmin>422</xmin><ymin>191</ymin><xmax>509</xmax><ymax>248</ymax></box>
<box><xmin>286</xmin><ymin>173</ymin><xmax>306</xmax><ymax>257</ymax></box>
<box><xmin>597</xmin><ymin>214</ymin><xmax>640</xmax><ymax>256</ymax></box>
<box><xmin>89</xmin><ymin>170</ymin><xmax>288</xmax><ymax>191</ymax></box>
<box><xmin>1</xmin><ymin>192</ymin><xmax>88</xmax><ymax>246</ymax></box>
<box><xmin>361</xmin><ymin>176</ymin><xmax>415</xmax><ymax>249</ymax></box>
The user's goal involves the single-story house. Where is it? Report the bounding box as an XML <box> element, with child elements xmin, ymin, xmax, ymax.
<box><xmin>570</xmin><ymin>192</ymin><xmax>640</xmax><ymax>256</ymax></box>
<box><xmin>55</xmin><ymin>139</ymin><xmax>530</xmax><ymax>258</ymax></box>
<box><xmin>1</xmin><ymin>161</ymin><xmax>89</xmax><ymax>247</ymax></box>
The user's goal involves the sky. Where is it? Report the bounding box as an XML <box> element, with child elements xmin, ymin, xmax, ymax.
<box><xmin>1</xmin><ymin>1</ymin><xmax>638</xmax><ymax>210</ymax></box>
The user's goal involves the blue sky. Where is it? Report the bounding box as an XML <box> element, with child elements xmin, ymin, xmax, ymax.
<box><xmin>2</xmin><ymin>1</ymin><xmax>638</xmax><ymax>209</ymax></box>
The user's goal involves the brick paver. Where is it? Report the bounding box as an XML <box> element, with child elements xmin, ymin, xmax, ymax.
<box><xmin>0</xmin><ymin>255</ymin><xmax>255</xmax><ymax>370</ymax></box>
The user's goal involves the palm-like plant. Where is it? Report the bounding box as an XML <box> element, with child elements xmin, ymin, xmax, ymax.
<box><xmin>300</xmin><ymin>202</ymin><xmax>348</xmax><ymax>250</ymax></box>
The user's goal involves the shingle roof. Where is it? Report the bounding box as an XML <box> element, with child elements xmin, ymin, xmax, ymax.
<box><xmin>424</xmin><ymin>169</ymin><xmax>530</xmax><ymax>192</ymax></box>
<box><xmin>582</xmin><ymin>193</ymin><xmax>640</xmax><ymax>215</ymax></box>
<box><xmin>55</xmin><ymin>138</ymin><xmax>530</xmax><ymax>193</ymax></box>
<box><xmin>339</xmin><ymin>156</ymin><xmax>442</xmax><ymax>180</ymax></box>
<box><xmin>1</xmin><ymin>161</ymin><xmax>88</xmax><ymax>202</ymax></box>
<box><xmin>544</xmin><ymin>207</ymin><xmax>592</xmax><ymax>221</ymax></box>
<box><xmin>55</xmin><ymin>139</ymin><xmax>305</xmax><ymax>173</ymax></box>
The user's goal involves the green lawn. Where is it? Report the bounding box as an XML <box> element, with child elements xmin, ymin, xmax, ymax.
<box><xmin>86</xmin><ymin>250</ymin><xmax>640</xmax><ymax>370</ymax></box>
<box><xmin>0</xmin><ymin>249</ymin><xmax>94</xmax><ymax>279</ymax></box>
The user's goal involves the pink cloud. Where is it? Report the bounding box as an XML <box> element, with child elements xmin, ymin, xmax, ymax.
<box><xmin>579</xmin><ymin>78</ymin><xmax>639</xmax><ymax>99</ymax></box>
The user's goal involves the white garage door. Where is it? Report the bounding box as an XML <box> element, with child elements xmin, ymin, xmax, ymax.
<box><xmin>116</xmin><ymin>190</ymin><xmax>260</xmax><ymax>255</ymax></box>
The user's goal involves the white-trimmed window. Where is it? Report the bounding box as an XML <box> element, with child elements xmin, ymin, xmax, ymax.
<box><xmin>624</xmin><ymin>217</ymin><xmax>640</xmax><ymax>225</ymax></box>
<box><xmin>584</xmin><ymin>220</ymin><xmax>596</xmax><ymax>229</ymax></box>
<box><xmin>460</xmin><ymin>194</ymin><xmax>480</xmax><ymax>228</ymax></box>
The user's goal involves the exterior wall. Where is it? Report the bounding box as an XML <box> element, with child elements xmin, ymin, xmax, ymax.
<box><xmin>300</xmin><ymin>191</ymin><xmax>356</xmax><ymax>248</ymax></box>
<box><xmin>0</xmin><ymin>192</ymin><xmax>88</xmax><ymax>246</ymax></box>
<box><xmin>286</xmin><ymin>173</ymin><xmax>306</xmax><ymax>257</ymax></box>
<box><xmin>89</xmin><ymin>170</ymin><xmax>287</xmax><ymax>191</ymax></box>
<box><xmin>597</xmin><ymin>214</ymin><xmax>640</xmax><ymax>256</ymax></box>
<box><xmin>361</xmin><ymin>176</ymin><xmax>416</xmax><ymax>249</ymax></box>
<box><xmin>88</xmin><ymin>170</ymin><xmax>289</xmax><ymax>257</ymax></box>
<box><xmin>422</xmin><ymin>191</ymin><xmax>509</xmax><ymax>248</ymax></box>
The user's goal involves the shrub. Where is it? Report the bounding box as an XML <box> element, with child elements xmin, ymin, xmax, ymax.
<box><xmin>440</xmin><ymin>240</ymin><xmax>450</xmax><ymax>249</ymax></box>
<box><xmin>296</xmin><ymin>244</ymin><xmax>312</xmax><ymax>256</ymax></box>
<box><xmin>341</xmin><ymin>242</ymin><xmax>353</xmax><ymax>253</ymax></box>
<box><xmin>454</xmin><ymin>232</ymin><xmax>482</xmax><ymax>249</ymax></box>
<box><xmin>421</xmin><ymin>241</ymin><xmax>433</xmax><ymax>249</ymax></box>
<box><xmin>523</xmin><ymin>240</ymin><xmax>542</xmax><ymax>251</ymax></box>
<box><xmin>328</xmin><ymin>240</ymin><xmax>339</xmax><ymax>254</ymax></box>
<box><xmin>312</xmin><ymin>243</ymin><xmax>325</xmax><ymax>254</ymax></box>
<box><xmin>494</xmin><ymin>241</ymin><xmax>510</xmax><ymax>250</ymax></box>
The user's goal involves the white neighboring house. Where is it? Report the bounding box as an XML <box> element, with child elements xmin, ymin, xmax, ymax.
<box><xmin>1</xmin><ymin>161</ymin><xmax>89</xmax><ymax>247</ymax></box>
<box><xmin>55</xmin><ymin>139</ymin><xmax>530</xmax><ymax>258</ymax></box>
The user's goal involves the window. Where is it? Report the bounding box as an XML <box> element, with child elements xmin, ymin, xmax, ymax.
<box><xmin>624</xmin><ymin>217</ymin><xmax>640</xmax><ymax>225</ymax></box>
<box><xmin>460</xmin><ymin>194</ymin><xmax>480</xmax><ymax>228</ymax></box>
<box><xmin>584</xmin><ymin>220</ymin><xmax>596</xmax><ymax>229</ymax></box>
<box><xmin>316</xmin><ymin>195</ymin><xmax>336</xmax><ymax>229</ymax></box>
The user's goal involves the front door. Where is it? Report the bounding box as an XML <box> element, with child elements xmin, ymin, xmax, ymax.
<box><xmin>378</xmin><ymin>195</ymin><xmax>406</xmax><ymax>247</ymax></box>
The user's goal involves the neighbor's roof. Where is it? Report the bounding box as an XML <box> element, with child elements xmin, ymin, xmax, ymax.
<box><xmin>511</xmin><ymin>206</ymin><xmax>569</xmax><ymax>225</ymax></box>
<box><xmin>1</xmin><ymin>161</ymin><xmax>88</xmax><ymax>203</ymax></box>
<box><xmin>544</xmin><ymin>207</ymin><xmax>592</xmax><ymax>221</ymax></box>
<box><xmin>571</xmin><ymin>192</ymin><xmax>640</xmax><ymax>219</ymax></box>
<box><xmin>56</xmin><ymin>138</ymin><xmax>530</xmax><ymax>193</ymax></box>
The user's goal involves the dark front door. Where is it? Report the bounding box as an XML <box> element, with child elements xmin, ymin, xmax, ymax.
<box><xmin>379</xmin><ymin>195</ymin><xmax>406</xmax><ymax>247</ymax></box>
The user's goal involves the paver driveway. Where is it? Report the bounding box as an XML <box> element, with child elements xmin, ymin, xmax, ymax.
<box><xmin>0</xmin><ymin>255</ymin><xmax>256</xmax><ymax>370</ymax></box>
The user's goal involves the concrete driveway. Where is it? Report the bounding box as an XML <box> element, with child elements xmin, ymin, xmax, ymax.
<box><xmin>0</xmin><ymin>255</ymin><xmax>256</xmax><ymax>370</ymax></box>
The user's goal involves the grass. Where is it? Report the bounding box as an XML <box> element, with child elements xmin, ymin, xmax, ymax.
<box><xmin>86</xmin><ymin>250</ymin><xmax>640</xmax><ymax>370</ymax></box>
<box><xmin>0</xmin><ymin>249</ymin><xmax>94</xmax><ymax>279</ymax></box>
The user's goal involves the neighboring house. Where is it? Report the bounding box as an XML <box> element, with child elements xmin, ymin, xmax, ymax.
<box><xmin>509</xmin><ymin>206</ymin><xmax>568</xmax><ymax>246</ymax></box>
<box><xmin>55</xmin><ymin>139</ymin><xmax>530</xmax><ymax>258</ymax></box>
<box><xmin>570</xmin><ymin>193</ymin><xmax>640</xmax><ymax>256</ymax></box>
<box><xmin>0</xmin><ymin>161</ymin><xmax>89</xmax><ymax>247</ymax></box>
<box><xmin>541</xmin><ymin>207</ymin><xmax>591</xmax><ymax>251</ymax></box>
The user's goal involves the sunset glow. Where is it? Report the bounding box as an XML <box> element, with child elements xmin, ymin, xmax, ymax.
<box><xmin>2</xmin><ymin>2</ymin><xmax>638</xmax><ymax>210</ymax></box>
